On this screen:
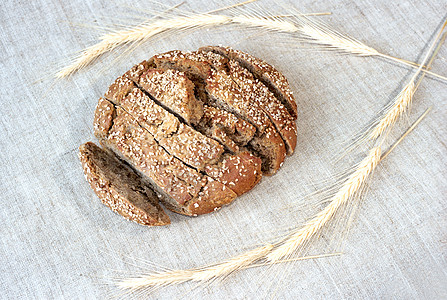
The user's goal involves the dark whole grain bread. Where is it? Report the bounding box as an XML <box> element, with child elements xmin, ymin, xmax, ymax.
<box><xmin>79</xmin><ymin>142</ymin><xmax>170</xmax><ymax>226</ymax></box>
<box><xmin>81</xmin><ymin>46</ymin><xmax>298</xmax><ymax>225</ymax></box>
<box><xmin>138</xmin><ymin>68</ymin><xmax>204</xmax><ymax>125</ymax></box>
<box><xmin>198</xmin><ymin>105</ymin><xmax>257</xmax><ymax>153</ymax></box>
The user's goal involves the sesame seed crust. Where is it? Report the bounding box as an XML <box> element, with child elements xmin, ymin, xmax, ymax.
<box><xmin>227</xmin><ymin>60</ymin><xmax>297</xmax><ymax>155</ymax></box>
<box><xmin>206</xmin><ymin>67</ymin><xmax>286</xmax><ymax>175</ymax></box>
<box><xmin>139</xmin><ymin>68</ymin><xmax>204</xmax><ymax>125</ymax></box>
<box><xmin>83</xmin><ymin>46</ymin><xmax>298</xmax><ymax>222</ymax></box>
<box><xmin>200</xmin><ymin>46</ymin><xmax>298</xmax><ymax>120</ymax></box>
<box><xmin>113</xmin><ymin>84</ymin><xmax>224</xmax><ymax>172</ymax></box>
<box><xmin>151</xmin><ymin>48</ymin><xmax>288</xmax><ymax>174</ymax></box>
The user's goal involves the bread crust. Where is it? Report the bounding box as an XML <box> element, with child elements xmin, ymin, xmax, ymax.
<box><xmin>139</xmin><ymin>68</ymin><xmax>204</xmax><ymax>125</ymax></box>
<box><xmin>206</xmin><ymin>67</ymin><xmax>286</xmax><ymax>175</ymax></box>
<box><xmin>82</xmin><ymin>46</ymin><xmax>297</xmax><ymax>222</ymax></box>
<box><xmin>227</xmin><ymin>60</ymin><xmax>297</xmax><ymax>155</ymax></box>
<box><xmin>103</xmin><ymin>80</ymin><xmax>263</xmax><ymax>196</ymax></box>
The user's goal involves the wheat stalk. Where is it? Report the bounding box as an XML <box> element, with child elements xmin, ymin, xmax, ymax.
<box><xmin>266</xmin><ymin>147</ymin><xmax>381</xmax><ymax>262</ymax></box>
<box><xmin>57</xmin><ymin>3</ymin><xmax>446</xmax><ymax>81</ymax></box>
<box><xmin>364</xmin><ymin>19</ymin><xmax>447</xmax><ymax>144</ymax></box>
<box><xmin>56</xmin><ymin>14</ymin><xmax>232</xmax><ymax>78</ymax></box>
<box><xmin>292</xmin><ymin>14</ymin><xmax>447</xmax><ymax>82</ymax></box>
<box><xmin>57</xmin><ymin>13</ymin><xmax>307</xmax><ymax>78</ymax></box>
<box><xmin>298</xmin><ymin>21</ymin><xmax>380</xmax><ymax>56</ymax></box>
<box><xmin>117</xmin><ymin>244</ymin><xmax>273</xmax><ymax>291</ymax></box>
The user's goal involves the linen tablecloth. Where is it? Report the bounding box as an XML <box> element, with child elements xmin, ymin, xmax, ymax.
<box><xmin>1</xmin><ymin>0</ymin><xmax>446</xmax><ymax>298</ymax></box>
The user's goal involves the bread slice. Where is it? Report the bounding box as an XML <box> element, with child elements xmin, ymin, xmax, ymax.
<box><xmin>94</xmin><ymin>98</ymin><xmax>237</xmax><ymax>216</ymax></box>
<box><xmin>198</xmin><ymin>105</ymin><xmax>256</xmax><ymax>153</ymax></box>
<box><xmin>110</xmin><ymin>84</ymin><xmax>225</xmax><ymax>172</ymax></box>
<box><xmin>79</xmin><ymin>142</ymin><xmax>170</xmax><ymax>226</ymax></box>
<box><xmin>200</xmin><ymin>46</ymin><xmax>298</xmax><ymax>120</ymax></box>
<box><xmin>227</xmin><ymin>60</ymin><xmax>297</xmax><ymax>155</ymax></box>
<box><xmin>206</xmin><ymin>68</ymin><xmax>286</xmax><ymax>175</ymax></box>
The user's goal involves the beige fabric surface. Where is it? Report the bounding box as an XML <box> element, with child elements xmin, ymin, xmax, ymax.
<box><xmin>0</xmin><ymin>0</ymin><xmax>446</xmax><ymax>298</ymax></box>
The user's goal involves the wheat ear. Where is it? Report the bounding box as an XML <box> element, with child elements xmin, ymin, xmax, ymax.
<box><xmin>367</xmin><ymin>82</ymin><xmax>416</xmax><ymax>141</ymax></box>
<box><xmin>266</xmin><ymin>147</ymin><xmax>381</xmax><ymax>262</ymax></box>
<box><xmin>56</xmin><ymin>14</ymin><xmax>232</xmax><ymax>78</ymax></box>
<box><xmin>117</xmin><ymin>244</ymin><xmax>273</xmax><ymax>291</ymax></box>
<box><xmin>365</xmin><ymin>19</ymin><xmax>446</xmax><ymax>143</ymax></box>
<box><xmin>292</xmin><ymin>14</ymin><xmax>447</xmax><ymax>82</ymax></box>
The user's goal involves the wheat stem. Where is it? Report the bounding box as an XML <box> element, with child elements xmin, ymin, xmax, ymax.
<box><xmin>266</xmin><ymin>147</ymin><xmax>381</xmax><ymax>262</ymax></box>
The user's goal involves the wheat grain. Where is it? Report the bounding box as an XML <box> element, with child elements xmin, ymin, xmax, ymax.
<box><xmin>57</xmin><ymin>3</ymin><xmax>447</xmax><ymax>81</ymax></box>
<box><xmin>266</xmin><ymin>147</ymin><xmax>381</xmax><ymax>262</ymax></box>
<box><xmin>56</xmin><ymin>13</ymin><xmax>305</xmax><ymax>78</ymax></box>
<box><xmin>232</xmin><ymin>15</ymin><xmax>298</xmax><ymax>32</ymax></box>
<box><xmin>117</xmin><ymin>244</ymin><xmax>273</xmax><ymax>291</ymax></box>
<box><xmin>368</xmin><ymin>81</ymin><xmax>416</xmax><ymax>141</ymax></box>
<box><xmin>298</xmin><ymin>22</ymin><xmax>380</xmax><ymax>56</ymax></box>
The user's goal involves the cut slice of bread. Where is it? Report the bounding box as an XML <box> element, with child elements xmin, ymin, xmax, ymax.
<box><xmin>200</xmin><ymin>46</ymin><xmax>298</xmax><ymax>120</ymax></box>
<box><xmin>79</xmin><ymin>142</ymin><xmax>170</xmax><ymax>226</ymax></box>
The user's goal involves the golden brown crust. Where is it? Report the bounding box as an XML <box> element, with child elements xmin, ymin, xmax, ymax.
<box><xmin>79</xmin><ymin>142</ymin><xmax>170</xmax><ymax>226</ymax></box>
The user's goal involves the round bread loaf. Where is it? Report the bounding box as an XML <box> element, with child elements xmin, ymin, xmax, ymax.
<box><xmin>80</xmin><ymin>46</ymin><xmax>297</xmax><ymax>226</ymax></box>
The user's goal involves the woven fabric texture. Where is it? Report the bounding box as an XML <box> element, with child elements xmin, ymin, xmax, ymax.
<box><xmin>1</xmin><ymin>0</ymin><xmax>446</xmax><ymax>298</ymax></box>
